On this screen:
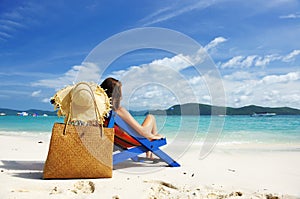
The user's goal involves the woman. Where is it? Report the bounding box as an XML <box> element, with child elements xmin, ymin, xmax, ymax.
<box><xmin>101</xmin><ymin>77</ymin><xmax>163</xmax><ymax>158</ymax></box>
<box><xmin>101</xmin><ymin>77</ymin><xmax>163</xmax><ymax>140</ymax></box>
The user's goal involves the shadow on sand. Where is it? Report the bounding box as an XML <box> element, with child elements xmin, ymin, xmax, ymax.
<box><xmin>0</xmin><ymin>158</ymin><xmax>166</xmax><ymax>179</ymax></box>
<box><xmin>0</xmin><ymin>160</ymin><xmax>44</xmax><ymax>179</ymax></box>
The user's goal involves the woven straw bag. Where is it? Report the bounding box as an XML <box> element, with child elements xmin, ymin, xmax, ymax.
<box><xmin>43</xmin><ymin>82</ymin><xmax>114</xmax><ymax>179</ymax></box>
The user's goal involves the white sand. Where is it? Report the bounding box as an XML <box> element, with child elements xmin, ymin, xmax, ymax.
<box><xmin>0</xmin><ymin>133</ymin><xmax>300</xmax><ymax>199</ymax></box>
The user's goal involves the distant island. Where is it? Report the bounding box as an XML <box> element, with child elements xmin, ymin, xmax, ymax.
<box><xmin>132</xmin><ymin>103</ymin><xmax>300</xmax><ymax>116</ymax></box>
<box><xmin>0</xmin><ymin>108</ymin><xmax>57</xmax><ymax>116</ymax></box>
<box><xmin>1</xmin><ymin>103</ymin><xmax>300</xmax><ymax>116</ymax></box>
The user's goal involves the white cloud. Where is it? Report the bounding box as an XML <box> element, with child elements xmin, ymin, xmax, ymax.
<box><xmin>104</xmin><ymin>36</ymin><xmax>229</xmax><ymax>110</ymax></box>
<box><xmin>111</xmin><ymin>36</ymin><xmax>226</xmax><ymax>80</ymax></box>
<box><xmin>0</xmin><ymin>31</ymin><xmax>13</xmax><ymax>39</ymax></box>
<box><xmin>111</xmin><ymin>61</ymin><xmax>215</xmax><ymax>110</ymax></box>
<box><xmin>188</xmin><ymin>76</ymin><xmax>203</xmax><ymax>85</ymax></box>
<box><xmin>32</xmin><ymin>35</ymin><xmax>300</xmax><ymax>110</ymax></box>
<box><xmin>0</xmin><ymin>2</ymin><xmax>41</xmax><ymax>42</ymax></box>
<box><xmin>204</xmin><ymin>37</ymin><xmax>227</xmax><ymax>51</ymax></box>
<box><xmin>221</xmin><ymin>56</ymin><xmax>244</xmax><ymax>69</ymax></box>
<box><xmin>202</xmin><ymin>95</ymin><xmax>211</xmax><ymax>103</ymax></box>
<box><xmin>31</xmin><ymin>90</ymin><xmax>41</xmax><ymax>97</ymax></box>
<box><xmin>282</xmin><ymin>50</ymin><xmax>300</xmax><ymax>62</ymax></box>
<box><xmin>243</xmin><ymin>55</ymin><xmax>258</xmax><ymax>67</ymax></box>
<box><xmin>127</xmin><ymin>84</ymin><xmax>179</xmax><ymax>110</ymax></box>
<box><xmin>260</xmin><ymin>71</ymin><xmax>300</xmax><ymax>84</ymax></box>
<box><xmin>114</xmin><ymin>62</ymin><xmax>198</xmax><ymax>110</ymax></box>
<box><xmin>263</xmin><ymin>90</ymin><xmax>279</xmax><ymax>102</ymax></box>
<box><xmin>42</xmin><ymin>98</ymin><xmax>50</xmax><ymax>103</ymax></box>
<box><xmin>281</xmin><ymin>93</ymin><xmax>300</xmax><ymax>104</ymax></box>
<box><xmin>254</xmin><ymin>54</ymin><xmax>281</xmax><ymax>67</ymax></box>
<box><xmin>32</xmin><ymin>62</ymin><xmax>100</xmax><ymax>89</ymax></box>
<box><xmin>140</xmin><ymin>0</ymin><xmax>217</xmax><ymax>26</ymax></box>
<box><xmin>221</xmin><ymin>50</ymin><xmax>300</xmax><ymax>69</ymax></box>
<box><xmin>280</xmin><ymin>13</ymin><xmax>300</xmax><ymax>19</ymax></box>
<box><xmin>0</xmin><ymin>19</ymin><xmax>25</xmax><ymax>28</ymax></box>
<box><xmin>33</xmin><ymin>35</ymin><xmax>226</xmax><ymax>95</ymax></box>
<box><xmin>149</xmin><ymin>36</ymin><xmax>226</xmax><ymax>71</ymax></box>
<box><xmin>150</xmin><ymin>54</ymin><xmax>191</xmax><ymax>71</ymax></box>
<box><xmin>222</xmin><ymin>71</ymin><xmax>300</xmax><ymax>108</ymax></box>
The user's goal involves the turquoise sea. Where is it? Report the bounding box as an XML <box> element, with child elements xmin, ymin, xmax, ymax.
<box><xmin>0</xmin><ymin>115</ymin><xmax>299</xmax><ymax>145</ymax></box>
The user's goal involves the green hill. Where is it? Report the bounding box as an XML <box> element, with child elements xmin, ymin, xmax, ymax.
<box><xmin>148</xmin><ymin>103</ymin><xmax>300</xmax><ymax>115</ymax></box>
<box><xmin>1</xmin><ymin>104</ymin><xmax>300</xmax><ymax>116</ymax></box>
<box><xmin>226</xmin><ymin>105</ymin><xmax>300</xmax><ymax>115</ymax></box>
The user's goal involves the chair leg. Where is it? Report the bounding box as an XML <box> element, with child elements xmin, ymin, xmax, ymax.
<box><xmin>131</xmin><ymin>156</ymin><xmax>139</xmax><ymax>162</ymax></box>
<box><xmin>152</xmin><ymin>149</ymin><xmax>180</xmax><ymax>167</ymax></box>
<box><xmin>113</xmin><ymin>146</ymin><xmax>147</xmax><ymax>165</ymax></box>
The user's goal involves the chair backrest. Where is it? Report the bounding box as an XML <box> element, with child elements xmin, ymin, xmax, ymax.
<box><xmin>107</xmin><ymin>111</ymin><xmax>115</xmax><ymax>128</ymax></box>
<box><xmin>107</xmin><ymin>111</ymin><xmax>143</xmax><ymax>139</ymax></box>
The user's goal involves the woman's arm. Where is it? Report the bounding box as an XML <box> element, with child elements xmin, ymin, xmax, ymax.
<box><xmin>115</xmin><ymin>106</ymin><xmax>149</xmax><ymax>138</ymax></box>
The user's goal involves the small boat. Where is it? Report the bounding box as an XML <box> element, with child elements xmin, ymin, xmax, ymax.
<box><xmin>43</xmin><ymin>114</ymin><xmax>48</xmax><ymax>117</ymax></box>
<box><xmin>17</xmin><ymin>112</ymin><xmax>29</xmax><ymax>116</ymax></box>
<box><xmin>0</xmin><ymin>113</ymin><xmax>6</xmax><ymax>116</ymax></box>
<box><xmin>250</xmin><ymin>112</ymin><xmax>276</xmax><ymax>117</ymax></box>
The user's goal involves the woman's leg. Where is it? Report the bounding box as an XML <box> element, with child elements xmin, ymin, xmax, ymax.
<box><xmin>142</xmin><ymin>114</ymin><xmax>162</xmax><ymax>159</ymax></box>
<box><xmin>141</xmin><ymin>114</ymin><xmax>162</xmax><ymax>139</ymax></box>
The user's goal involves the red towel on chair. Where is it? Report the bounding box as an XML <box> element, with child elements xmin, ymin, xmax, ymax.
<box><xmin>104</xmin><ymin>120</ymin><xmax>141</xmax><ymax>148</ymax></box>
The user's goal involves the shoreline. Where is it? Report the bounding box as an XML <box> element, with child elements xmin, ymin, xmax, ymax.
<box><xmin>0</xmin><ymin>134</ymin><xmax>300</xmax><ymax>198</ymax></box>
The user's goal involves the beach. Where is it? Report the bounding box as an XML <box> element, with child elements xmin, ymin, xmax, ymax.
<box><xmin>1</xmin><ymin>1</ymin><xmax>300</xmax><ymax>198</ymax></box>
<box><xmin>1</xmin><ymin>132</ymin><xmax>299</xmax><ymax>199</ymax></box>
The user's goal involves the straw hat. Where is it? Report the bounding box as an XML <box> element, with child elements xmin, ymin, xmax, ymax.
<box><xmin>51</xmin><ymin>82</ymin><xmax>111</xmax><ymax>125</ymax></box>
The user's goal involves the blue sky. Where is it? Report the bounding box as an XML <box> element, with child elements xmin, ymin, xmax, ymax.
<box><xmin>0</xmin><ymin>0</ymin><xmax>300</xmax><ymax>111</ymax></box>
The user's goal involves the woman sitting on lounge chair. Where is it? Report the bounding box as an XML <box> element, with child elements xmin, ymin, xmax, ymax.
<box><xmin>101</xmin><ymin>77</ymin><xmax>163</xmax><ymax>142</ymax></box>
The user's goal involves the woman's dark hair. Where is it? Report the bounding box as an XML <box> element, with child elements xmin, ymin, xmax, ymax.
<box><xmin>100</xmin><ymin>77</ymin><xmax>122</xmax><ymax>110</ymax></box>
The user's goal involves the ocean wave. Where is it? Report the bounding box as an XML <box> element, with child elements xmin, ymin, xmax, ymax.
<box><xmin>0</xmin><ymin>130</ymin><xmax>51</xmax><ymax>137</ymax></box>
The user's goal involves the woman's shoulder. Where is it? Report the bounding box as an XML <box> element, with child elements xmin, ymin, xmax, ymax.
<box><xmin>115</xmin><ymin>106</ymin><xmax>128</xmax><ymax>115</ymax></box>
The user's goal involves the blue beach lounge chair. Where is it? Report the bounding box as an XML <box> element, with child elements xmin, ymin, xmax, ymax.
<box><xmin>106</xmin><ymin>111</ymin><xmax>180</xmax><ymax>167</ymax></box>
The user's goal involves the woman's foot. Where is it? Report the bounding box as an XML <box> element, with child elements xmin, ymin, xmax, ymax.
<box><xmin>147</xmin><ymin>134</ymin><xmax>164</xmax><ymax>141</ymax></box>
<box><xmin>146</xmin><ymin>151</ymin><xmax>153</xmax><ymax>159</ymax></box>
<box><xmin>152</xmin><ymin>134</ymin><xmax>164</xmax><ymax>139</ymax></box>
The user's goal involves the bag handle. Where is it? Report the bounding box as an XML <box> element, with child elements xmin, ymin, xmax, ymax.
<box><xmin>64</xmin><ymin>82</ymin><xmax>103</xmax><ymax>136</ymax></box>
